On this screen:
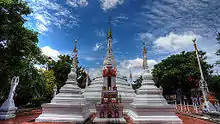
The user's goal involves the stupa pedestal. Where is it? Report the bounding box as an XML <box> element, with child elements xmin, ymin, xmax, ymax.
<box><xmin>0</xmin><ymin>99</ymin><xmax>17</xmax><ymax>120</ymax></box>
<box><xmin>83</xmin><ymin>73</ymin><xmax>103</xmax><ymax>113</ymax></box>
<box><xmin>93</xmin><ymin>65</ymin><xmax>126</xmax><ymax>124</ymax></box>
<box><xmin>128</xmin><ymin>70</ymin><xmax>182</xmax><ymax>124</ymax></box>
<box><xmin>35</xmin><ymin>68</ymin><xmax>91</xmax><ymax>123</ymax></box>
<box><xmin>83</xmin><ymin>71</ymin><xmax>135</xmax><ymax>114</ymax></box>
<box><xmin>0</xmin><ymin>76</ymin><xmax>19</xmax><ymax>120</ymax></box>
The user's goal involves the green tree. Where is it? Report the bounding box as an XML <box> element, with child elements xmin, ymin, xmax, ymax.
<box><xmin>208</xmin><ymin>75</ymin><xmax>220</xmax><ymax>100</ymax></box>
<box><xmin>15</xmin><ymin>66</ymin><xmax>44</xmax><ymax>106</ymax></box>
<box><xmin>216</xmin><ymin>33</ymin><xmax>220</xmax><ymax>65</ymax></box>
<box><xmin>42</xmin><ymin>70</ymin><xmax>56</xmax><ymax>98</ymax></box>
<box><xmin>152</xmin><ymin>51</ymin><xmax>213</xmax><ymax>99</ymax></box>
<box><xmin>76</xmin><ymin>66</ymin><xmax>88</xmax><ymax>88</ymax></box>
<box><xmin>0</xmin><ymin>0</ymin><xmax>47</xmax><ymax>105</ymax></box>
<box><xmin>132</xmin><ymin>76</ymin><xmax>143</xmax><ymax>92</ymax></box>
<box><xmin>48</xmin><ymin>55</ymin><xmax>72</xmax><ymax>89</ymax></box>
<box><xmin>48</xmin><ymin>55</ymin><xmax>89</xmax><ymax>89</ymax></box>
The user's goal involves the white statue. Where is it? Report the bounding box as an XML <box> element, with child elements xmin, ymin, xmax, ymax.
<box><xmin>8</xmin><ymin>77</ymin><xmax>19</xmax><ymax>100</ymax></box>
<box><xmin>0</xmin><ymin>76</ymin><xmax>19</xmax><ymax>120</ymax></box>
<box><xmin>53</xmin><ymin>85</ymin><xmax>57</xmax><ymax>98</ymax></box>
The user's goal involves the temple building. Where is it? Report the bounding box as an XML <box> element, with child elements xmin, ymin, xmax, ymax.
<box><xmin>35</xmin><ymin>18</ymin><xmax>182</xmax><ymax>123</ymax></box>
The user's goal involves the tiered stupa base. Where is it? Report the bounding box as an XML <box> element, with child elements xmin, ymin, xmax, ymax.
<box><xmin>93</xmin><ymin>118</ymin><xmax>126</xmax><ymax>124</ymax></box>
<box><xmin>36</xmin><ymin>68</ymin><xmax>91</xmax><ymax>123</ymax></box>
<box><xmin>129</xmin><ymin>70</ymin><xmax>182</xmax><ymax>124</ymax></box>
<box><xmin>0</xmin><ymin>99</ymin><xmax>17</xmax><ymax>120</ymax></box>
<box><xmin>35</xmin><ymin>104</ymin><xmax>90</xmax><ymax>122</ymax></box>
<box><xmin>128</xmin><ymin>106</ymin><xmax>181</xmax><ymax>124</ymax></box>
<box><xmin>83</xmin><ymin>72</ymin><xmax>135</xmax><ymax>114</ymax></box>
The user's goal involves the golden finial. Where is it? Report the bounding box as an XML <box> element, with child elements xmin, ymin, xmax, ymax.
<box><xmin>108</xmin><ymin>17</ymin><xmax>112</xmax><ymax>39</ymax></box>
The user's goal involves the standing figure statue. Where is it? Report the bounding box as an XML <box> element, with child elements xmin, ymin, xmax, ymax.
<box><xmin>53</xmin><ymin>85</ymin><xmax>57</xmax><ymax>98</ymax></box>
<box><xmin>0</xmin><ymin>76</ymin><xmax>19</xmax><ymax>120</ymax></box>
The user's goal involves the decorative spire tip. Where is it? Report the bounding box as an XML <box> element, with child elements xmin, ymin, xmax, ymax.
<box><xmin>108</xmin><ymin>16</ymin><xmax>112</xmax><ymax>39</ymax></box>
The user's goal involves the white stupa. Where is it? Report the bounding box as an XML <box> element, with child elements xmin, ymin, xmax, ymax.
<box><xmin>83</xmin><ymin>21</ymin><xmax>135</xmax><ymax>113</ymax></box>
<box><xmin>36</xmin><ymin>41</ymin><xmax>91</xmax><ymax>123</ymax></box>
<box><xmin>128</xmin><ymin>41</ymin><xmax>182</xmax><ymax>123</ymax></box>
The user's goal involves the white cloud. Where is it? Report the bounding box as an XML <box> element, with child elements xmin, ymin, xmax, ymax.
<box><xmin>112</xmin><ymin>14</ymin><xmax>128</xmax><ymax>26</ymax></box>
<box><xmin>41</xmin><ymin>46</ymin><xmax>60</xmax><ymax>60</ymax></box>
<box><xmin>34</xmin><ymin>64</ymin><xmax>46</xmax><ymax>70</ymax></box>
<box><xmin>83</xmin><ymin>56</ymin><xmax>97</xmax><ymax>61</ymax></box>
<box><xmin>66</xmin><ymin>0</ymin><xmax>88</xmax><ymax>7</ymax></box>
<box><xmin>99</xmin><ymin>0</ymin><xmax>124</xmax><ymax>11</ymax></box>
<box><xmin>25</xmin><ymin>0</ymin><xmax>80</xmax><ymax>33</ymax></box>
<box><xmin>204</xmin><ymin>44</ymin><xmax>220</xmax><ymax>65</ymax></box>
<box><xmin>118</xmin><ymin>58</ymin><xmax>158</xmax><ymax>80</ymax></box>
<box><xmin>35</xmin><ymin>14</ymin><xmax>48</xmax><ymax>25</ymax></box>
<box><xmin>138</xmin><ymin>32</ymin><xmax>154</xmax><ymax>41</ymax></box>
<box><xmin>92</xmin><ymin>42</ymin><xmax>104</xmax><ymax>51</ymax></box>
<box><xmin>87</xmin><ymin>57</ymin><xmax>157</xmax><ymax>80</ymax></box>
<box><xmin>119</xmin><ymin>58</ymin><xmax>157</xmax><ymax>70</ymax></box>
<box><xmin>115</xmin><ymin>15</ymin><xmax>128</xmax><ymax>20</ymax></box>
<box><xmin>151</xmin><ymin>32</ymin><xmax>220</xmax><ymax>74</ymax></box>
<box><xmin>153</xmin><ymin>32</ymin><xmax>200</xmax><ymax>53</ymax></box>
<box><xmin>138</xmin><ymin>0</ymin><xmax>220</xmax><ymax>37</ymax></box>
<box><xmin>36</xmin><ymin>23</ymin><xmax>48</xmax><ymax>33</ymax></box>
<box><xmin>92</xmin><ymin>39</ymin><xmax>118</xmax><ymax>52</ymax></box>
<box><xmin>95</xmin><ymin>29</ymin><xmax>106</xmax><ymax>37</ymax></box>
<box><xmin>113</xmin><ymin>39</ymin><xmax>119</xmax><ymax>44</ymax></box>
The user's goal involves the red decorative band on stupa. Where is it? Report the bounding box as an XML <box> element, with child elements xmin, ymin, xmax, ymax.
<box><xmin>102</xmin><ymin>67</ymin><xmax>117</xmax><ymax>77</ymax></box>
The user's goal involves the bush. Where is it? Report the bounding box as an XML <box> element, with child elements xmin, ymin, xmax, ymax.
<box><xmin>30</xmin><ymin>97</ymin><xmax>48</xmax><ymax>108</ymax></box>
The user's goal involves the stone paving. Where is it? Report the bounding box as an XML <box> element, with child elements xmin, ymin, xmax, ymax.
<box><xmin>0</xmin><ymin>109</ymin><xmax>216</xmax><ymax>124</ymax></box>
<box><xmin>177</xmin><ymin>114</ymin><xmax>215</xmax><ymax>124</ymax></box>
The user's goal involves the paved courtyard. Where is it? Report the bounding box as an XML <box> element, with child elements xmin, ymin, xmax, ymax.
<box><xmin>0</xmin><ymin>109</ymin><xmax>216</xmax><ymax>124</ymax></box>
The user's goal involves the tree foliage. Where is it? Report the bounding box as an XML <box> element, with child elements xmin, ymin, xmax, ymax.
<box><xmin>0</xmin><ymin>0</ymin><xmax>47</xmax><ymax>105</ymax></box>
<box><xmin>216</xmin><ymin>33</ymin><xmax>220</xmax><ymax>65</ymax></box>
<box><xmin>48</xmin><ymin>55</ymin><xmax>89</xmax><ymax>90</ymax></box>
<box><xmin>132</xmin><ymin>76</ymin><xmax>143</xmax><ymax>92</ymax></box>
<box><xmin>208</xmin><ymin>75</ymin><xmax>220</xmax><ymax>100</ymax></box>
<box><xmin>48</xmin><ymin>55</ymin><xmax>72</xmax><ymax>89</ymax></box>
<box><xmin>42</xmin><ymin>70</ymin><xmax>56</xmax><ymax>98</ymax></box>
<box><xmin>152</xmin><ymin>51</ymin><xmax>213</xmax><ymax>98</ymax></box>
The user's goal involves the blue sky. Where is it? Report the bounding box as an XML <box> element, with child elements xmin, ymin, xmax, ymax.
<box><xmin>24</xmin><ymin>0</ymin><xmax>220</xmax><ymax>78</ymax></box>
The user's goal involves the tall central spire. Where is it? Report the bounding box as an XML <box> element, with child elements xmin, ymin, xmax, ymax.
<box><xmin>142</xmin><ymin>41</ymin><xmax>148</xmax><ymax>70</ymax></box>
<box><xmin>103</xmin><ymin>17</ymin><xmax>116</xmax><ymax>67</ymax></box>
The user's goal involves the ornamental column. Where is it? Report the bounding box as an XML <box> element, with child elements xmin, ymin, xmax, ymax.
<box><xmin>192</xmin><ymin>38</ymin><xmax>216</xmax><ymax>112</ymax></box>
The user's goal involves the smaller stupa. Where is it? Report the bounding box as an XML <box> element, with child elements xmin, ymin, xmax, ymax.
<box><xmin>36</xmin><ymin>41</ymin><xmax>90</xmax><ymax>123</ymax></box>
<box><xmin>128</xmin><ymin>41</ymin><xmax>182</xmax><ymax>124</ymax></box>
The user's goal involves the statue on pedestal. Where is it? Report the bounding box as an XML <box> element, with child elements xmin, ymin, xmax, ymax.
<box><xmin>0</xmin><ymin>76</ymin><xmax>19</xmax><ymax>120</ymax></box>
